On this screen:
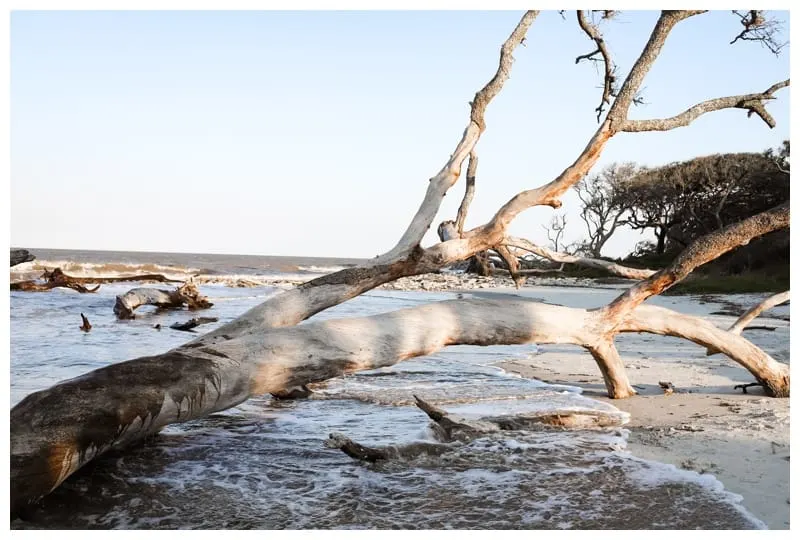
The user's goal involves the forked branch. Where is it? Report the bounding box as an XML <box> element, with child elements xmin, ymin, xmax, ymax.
<box><xmin>376</xmin><ymin>11</ymin><xmax>539</xmax><ymax>262</ymax></box>
<box><xmin>605</xmin><ymin>202</ymin><xmax>789</xmax><ymax>317</ymax></box>
<box><xmin>575</xmin><ymin>10</ymin><xmax>616</xmax><ymax>121</ymax></box>
<box><xmin>621</xmin><ymin>80</ymin><xmax>790</xmax><ymax>132</ymax></box>
<box><xmin>730</xmin><ymin>10</ymin><xmax>787</xmax><ymax>55</ymax></box>
<box><xmin>505</xmin><ymin>236</ymin><xmax>656</xmax><ymax>280</ymax></box>
<box><xmin>706</xmin><ymin>291</ymin><xmax>790</xmax><ymax>356</ymax></box>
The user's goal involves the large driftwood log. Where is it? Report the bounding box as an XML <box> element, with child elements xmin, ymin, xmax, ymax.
<box><xmin>11</xmin><ymin>297</ymin><xmax>790</xmax><ymax>512</ymax></box>
<box><xmin>10</xmin><ymin>11</ymin><xmax>791</xmax><ymax>517</ymax></box>
<box><xmin>113</xmin><ymin>282</ymin><xmax>213</xmax><ymax>319</ymax></box>
<box><xmin>10</xmin><ymin>249</ymin><xmax>35</xmax><ymax>267</ymax></box>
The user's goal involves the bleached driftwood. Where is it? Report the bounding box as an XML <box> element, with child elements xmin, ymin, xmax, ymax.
<box><xmin>113</xmin><ymin>282</ymin><xmax>213</xmax><ymax>320</ymax></box>
<box><xmin>11</xmin><ymin>295</ymin><xmax>791</xmax><ymax>512</ymax></box>
<box><xmin>10</xmin><ymin>11</ymin><xmax>790</xmax><ymax>516</ymax></box>
<box><xmin>327</xmin><ymin>394</ymin><xmax>628</xmax><ymax>463</ymax></box>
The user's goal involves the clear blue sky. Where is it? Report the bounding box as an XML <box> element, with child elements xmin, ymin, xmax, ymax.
<box><xmin>11</xmin><ymin>10</ymin><xmax>790</xmax><ymax>258</ymax></box>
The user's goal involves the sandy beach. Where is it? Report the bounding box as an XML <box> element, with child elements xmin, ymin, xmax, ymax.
<box><xmin>499</xmin><ymin>349</ymin><xmax>790</xmax><ymax>529</ymax></box>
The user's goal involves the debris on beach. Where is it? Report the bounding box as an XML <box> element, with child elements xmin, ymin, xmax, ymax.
<box><xmin>79</xmin><ymin>313</ymin><xmax>91</xmax><ymax>332</ymax></box>
<box><xmin>169</xmin><ymin>317</ymin><xmax>219</xmax><ymax>332</ymax></box>
<box><xmin>659</xmin><ymin>381</ymin><xmax>676</xmax><ymax>395</ymax></box>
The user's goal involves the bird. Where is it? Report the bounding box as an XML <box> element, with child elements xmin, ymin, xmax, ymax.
<box><xmin>79</xmin><ymin>313</ymin><xmax>92</xmax><ymax>332</ymax></box>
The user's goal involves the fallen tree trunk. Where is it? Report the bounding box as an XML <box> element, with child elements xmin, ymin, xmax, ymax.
<box><xmin>706</xmin><ymin>290</ymin><xmax>789</xmax><ymax>356</ymax></box>
<box><xmin>11</xmin><ymin>296</ymin><xmax>789</xmax><ymax>513</ymax></box>
<box><xmin>113</xmin><ymin>282</ymin><xmax>213</xmax><ymax>319</ymax></box>
<box><xmin>10</xmin><ymin>11</ymin><xmax>791</xmax><ymax>520</ymax></box>
<box><xmin>11</xmin><ymin>249</ymin><xmax>35</xmax><ymax>267</ymax></box>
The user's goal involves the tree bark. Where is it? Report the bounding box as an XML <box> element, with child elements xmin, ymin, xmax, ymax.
<box><xmin>9</xmin><ymin>11</ymin><xmax>791</xmax><ymax>519</ymax></box>
<box><xmin>11</xmin><ymin>296</ymin><xmax>790</xmax><ymax>512</ymax></box>
<box><xmin>113</xmin><ymin>283</ymin><xmax>213</xmax><ymax>320</ymax></box>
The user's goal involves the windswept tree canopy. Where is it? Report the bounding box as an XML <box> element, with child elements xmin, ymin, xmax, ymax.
<box><xmin>614</xmin><ymin>146</ymin><xmax>789</xmax><ymax>255</ymax></box>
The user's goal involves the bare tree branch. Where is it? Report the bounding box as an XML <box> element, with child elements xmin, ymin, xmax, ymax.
<box><xmin>455</xmin><ymin>151</ymin><xmax>478</xmax><ymax>235</ymax></box>
<box><xmin>493</xmin><ymin>245</ymin><xmax>524</xmax><ymax>287</ymax></box>
<box><xmin>575</xmin><ymin>10</ymin><xmax>616</xmax><ymax>122</ymax></box>
<box><xmin>620</xmin><ymin>80</ymin><xmax>790</xmax><ymax>132</ymax></box>
<box><xmin>376</xmin><ymin>11</ymin><xmax>539</xmax><ymax>263</ymax></box>
<box><xmin>479</xmin><ymin>11</ymin><xmax>708</xmax><ymax>233</ymax></box>
<box><xmin>607</xmin><ymin>10</ymin><xmax>706</xmax><ymax>125</ymax></box>
<box><xmin>706</xmin><ymin>291</ymin><xmax>790</xmax><ymax>356</ymax></box>
<box><xmin>730</xmin><ymin>10</ymin><xmax>787</xmax><ymax>55</ymax></box>
<box><xmin>505</xmin><ymin>236</ymin><xmax>656</xmax><ymax>280</ymax></box>
<box><xmin>605</xmin><ymin>201</ymin><xmax>789</xmax><ymax>317</ymax></box>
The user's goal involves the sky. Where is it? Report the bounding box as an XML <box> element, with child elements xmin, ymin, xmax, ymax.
<box><xmin>10</xmin><ymin>10</ymin><xmax>790</xmax><ymax>258</ymax></box>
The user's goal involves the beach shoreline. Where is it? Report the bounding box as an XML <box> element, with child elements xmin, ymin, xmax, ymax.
<box><xmin>498</xmin><ymin>350</ymin><xmax>790</xmax><ymax>529</ymax></box>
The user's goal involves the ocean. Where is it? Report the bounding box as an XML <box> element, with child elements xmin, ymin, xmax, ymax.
<box><xmin>10</xmin><ymin>249</ymin><xmax>773</xmax><ymax>529</ymax></box>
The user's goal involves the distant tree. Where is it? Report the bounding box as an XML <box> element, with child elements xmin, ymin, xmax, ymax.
<box><xmin>573</xmin><ymin>163</ymin><xmax>638</xmax><ymax>257</ymax></box>
<box><xmin>616</xmin><ymin>150</ymin><xmax>788</xmax><ymax>255</ymax></box>
<box><xmin>542</xmin><ymin>213</ymin><xmax>568</xmax><ymax>252</ymax></box>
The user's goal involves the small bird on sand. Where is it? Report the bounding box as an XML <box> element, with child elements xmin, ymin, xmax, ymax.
<box><xmin>79</xmin><ymin>313</ymin><xmax>92</xmax><ymax>332</ymax></box>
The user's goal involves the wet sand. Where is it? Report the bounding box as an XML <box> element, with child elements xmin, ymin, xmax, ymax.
<box><xmin>499</xmin><ymin>350</ymin><xmax>790</xmax><ymax>529</ymax></box>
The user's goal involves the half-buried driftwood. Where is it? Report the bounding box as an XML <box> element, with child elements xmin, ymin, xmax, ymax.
<box><xmin>113</xmin><ymin>282</ymin><xmax>213</xmax><ymax>320</ymax></box>
<box><xmin>326</xmin><ymin>395</ymin><xmax>627</xmax><ymax>462</ymax></box>
<box><xmin>11</xmin><ymin>249</ymin><xmax>35</xmax><ymax>267</ymax></box>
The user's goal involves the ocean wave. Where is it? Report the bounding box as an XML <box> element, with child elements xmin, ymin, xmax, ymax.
<box><xmin>10</xmin><ymin>260</ymin><xmax>199</xmax><ymax>280</ymax></box>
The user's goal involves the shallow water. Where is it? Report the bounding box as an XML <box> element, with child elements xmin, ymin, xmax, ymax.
<box><xmin>10</xmin><ymin>281</ymin><xmax>776</xmax><ymax>529</ymax></box>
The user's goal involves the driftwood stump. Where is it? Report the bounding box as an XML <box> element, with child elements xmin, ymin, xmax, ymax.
<box><xmin>113</xmin><ymin>282</ymin><xmax>213</xmax><ymax>320</ymax></box>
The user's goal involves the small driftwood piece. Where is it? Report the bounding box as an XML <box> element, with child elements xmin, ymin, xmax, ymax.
<box><xmin>169</xmin><ymin>317</ymin><xmax>219</xmax><ymax>332</ymax></box>
<box><xmin>11</xmin><ymin>268</ymin><xmax>101</xmax><ymax>294</ymax></box>
<box><xmin>79</xmin><ymin>314</ymin><xmax>92</xmax><ymax>333</ymax></box>
<box><xmin>328</xmin><ymin>395</ymin><xmax>628</xmax><ymax>463</ymax></box>
<box><xmin>113</xmin><ymin>282</ymin><xmax>213</xmax><ymax>320</ymax></box>
<box><xmin>10</xmin><ymin>249</ymin><xmax>35</xmax><ymax>267</ymax></box>
<box><xmin>734</xmin><ymin>382</ymin><xmax>764</xmax><ymax>394</ymax></box>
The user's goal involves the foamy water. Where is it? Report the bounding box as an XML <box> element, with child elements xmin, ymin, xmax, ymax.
<box><xmin>10</xmin><ymin>269</ymin><xmax>778</xmax><ymax>529</ymax></box>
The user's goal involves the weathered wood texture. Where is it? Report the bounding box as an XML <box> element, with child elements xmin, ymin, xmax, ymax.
<box><xmin>113</xmin><ymin>282</ymin><xmax>213</xmax><ymax>320</ymax></box>
<box><xmin>10</xmin><ymin>10</ymin><xmax>790</xmax><ymax>517</ymax></box>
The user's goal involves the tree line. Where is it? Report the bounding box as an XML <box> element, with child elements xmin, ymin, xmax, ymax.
<box><xmin>564</xmin><ymin>141</ymin><xmax>789</xmax><ymax>272</ymax></box>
